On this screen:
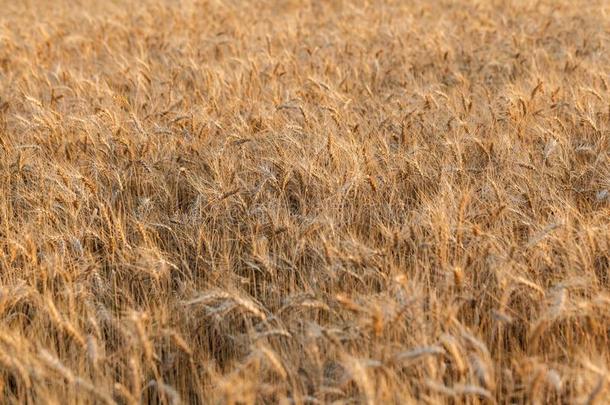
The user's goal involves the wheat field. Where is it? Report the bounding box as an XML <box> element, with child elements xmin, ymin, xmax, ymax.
<box><xmin>0</xmin><ymin>0</ymin><xmax>609</xmax><ymax>403</ymax></box>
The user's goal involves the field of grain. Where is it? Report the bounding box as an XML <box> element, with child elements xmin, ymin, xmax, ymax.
<box><xmin>0</xmin><ymin>0</ymin><xmax>609</xmax><ymax>403</ymax></box>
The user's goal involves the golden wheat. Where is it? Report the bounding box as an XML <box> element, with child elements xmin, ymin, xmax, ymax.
<box><xmin>0</xmin><ymin>0</ymin><xmax>609</xmax><ymax>403</ymax></box>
